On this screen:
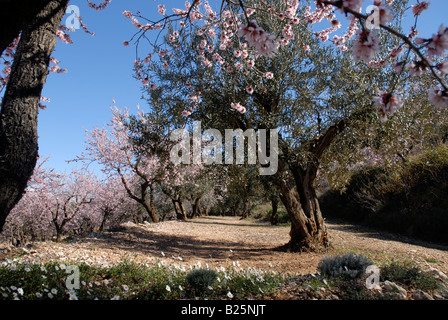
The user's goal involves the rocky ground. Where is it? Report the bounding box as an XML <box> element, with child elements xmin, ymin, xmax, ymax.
<box><xmin>1</xmin><ymin>216</ymin><xmax>447</xmax><ymax>300</ymax></box>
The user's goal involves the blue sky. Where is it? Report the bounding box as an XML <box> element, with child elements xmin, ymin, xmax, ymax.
<box><xmin>37</xmin><ymin>0</ymin><xmax>447</xmax><ymax>173</ymax></box>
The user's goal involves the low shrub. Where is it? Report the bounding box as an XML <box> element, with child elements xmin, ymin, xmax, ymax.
<box><xmin>185</xmin><ymin>268</ymin><xmax>218</xmax><ymax>291</ymax></box>
<box><xmin>317</xmin><ymin>252</ymin><xmax>373</xmax><ymax>280</ymax></box>
<box><xmin>381</xmin><ymin>261</ymin><xmax>440</xmax><ymax>291</ymax></box>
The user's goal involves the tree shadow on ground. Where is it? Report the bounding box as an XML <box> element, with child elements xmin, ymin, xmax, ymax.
<box><xmin>79</xmin><ymin>224</ymin><xmax>277</xmax><ymax>263</ymax></box>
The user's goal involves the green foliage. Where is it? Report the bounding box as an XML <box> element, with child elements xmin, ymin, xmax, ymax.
<box><xmin>0</xmin><ymin>259</ymin><xmax>282</xmax><ymax>300</ymax></box>
<box><xmin>185</xmin><ymin>268</ymin><xmax>218</xmax><ymax>291</ymax></box>
<box><xmin>320</xmin><ymin>145</ymin><xmax>448</xmax><ymax>243</ymax></box>
<box><xmin>317</xmin><ymin>253</ymin><xmax>373</xmax><ymax>280</ymax></box>
<box><xmin>381</xmin><ymin>261</ymin><xmax>441</xmax><ymax>291</ymax></box>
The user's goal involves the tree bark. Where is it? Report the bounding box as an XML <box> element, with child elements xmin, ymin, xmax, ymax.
<box><xmin>190</xmin><ymin>196</ymin><xmax>203</xmax><ymax>219</ymax></box>
<box><xmin>172</xmin><ymin>199</ymin><xmax>187</xmax><ymax>220</ymax></box>
<box><xmin>276</xmin><ymin>170</ymin><xmax>328</xmax><ymax>251</ymax></box>
<box><xmin>274</xmin><ymin>119</ymin><xmax>346</xmax><ymax>251</ymax></box>
<box><xmin>0</xmin><ymin>0</ymin><xmax>69</xmax><ymax>232</ymax></box>
<box><xmin>270</xmin><ymin>196</ymin><xmax>279</xmax><ymax>225</ymax></box>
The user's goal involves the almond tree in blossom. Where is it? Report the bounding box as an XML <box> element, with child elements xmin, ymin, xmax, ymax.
<box><xmin>79</xmin><ymin>106</ymin><xmax>171</xmax><ymax>223</ymax></box>
<box><xmin>39</xmin><ymin>168</ymin><xmax>98</xmax><ymax>242</ymax></box>
<box><xmin>95</xmin><ymin>175</ymin><xmax>137</xmax><ymax>232</ymax></box>
<box><xmin>0</xmin><ymin>158</ymin><xmax>56</xmax><ymax>244</ymax></box>
<box><xmin>1</xmin><ymin>158</ymin><xmax>104</xmax><ymax>243</ymax></box>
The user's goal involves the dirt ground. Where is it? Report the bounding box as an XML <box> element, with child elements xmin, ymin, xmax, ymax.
<box><xmin>3</xmin><ymin>216</ymin><xmax>447</xmax><ymax>276</ymax></box>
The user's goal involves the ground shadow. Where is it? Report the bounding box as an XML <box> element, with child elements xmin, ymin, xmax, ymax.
<box><xmin>77</xmin><ymin>224</ymin><xmax>277</xmax><ymax>263</ymax></box>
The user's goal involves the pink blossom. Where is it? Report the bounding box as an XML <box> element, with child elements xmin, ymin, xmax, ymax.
<box><xmin>2</xmin><ymin>66</ymin><xmax>11</xmax><ymax>75</ymax></box>
<box><xmin>158</xmin><ymin>4</ymin><xmax>166</xmax><ymax>15</ymax></box>
<box><xmin>231</xmin><ymin>102</ymin><xmax>246</xmax><ymax>114</ymax></box>
<box><xmin>203</xmin><ymin>58</ymin><xmax>212</xmax><ymax>67</ymax></box>
<box><xmin>182</xmin><ymin>110</ymin><xmax>191</xmax><ymax>116</ymax></box>
<box><xmin>123</xmin><ymin>10</ymin><xmax>132</xmax><ymax>18</ymax></box>
<box><xmin>159</xmin><ymin>49</ymin><xmax>168</xmax><ymax>57</ymax></box>
<box><xmin>373</xmin><ymin>91</ymin><xmax>403</xmax><ymax>121</ymax></box>
<box><xmin>428</xmin><ymin>88</ymin><xmax>448</xmax><ymax>108</ymax></box>
<box><xmin>372</xmin><ymin>0</ymin><xmax>394</xmax><ymax>25</ymax></box>
<box><xmin>173</xmin><ymin>8</ymin><xmax>188</xmax><ymax>17</ymax></box>
<box><xmin>406</xmin><ymin>59</ymin><xmax>428</xmax><ymax>76</ymax></box>
<box><xmin>427</xmin><ymin>25</ymin><xmax>448</xmax><ymax>57</ymax></box>
<box><xmin>208</xmin><ymin>28</ymin><xmax>216</xmax><ymax>37</ymax></box>
<box><xmin>340</xmin><ymin>0</ymin><xmax>364</xmax><ymax>13</ymax></box>
<box><xmin>412</xmin><ymin>1</ymin><xmax>430</xmax><ymax>16</ymax></box>
<box><xmin>264</xmin><ymin>72</ymin><xmax>274</xmax><ymax>79</ymax></box>
<box><xmin>246</xmin><ymin>86</ymin><xmax>254</xmax><ymax>94</ymax></box>
<box><xmin>351</xmin><ymin>30</ymin><xmax>380</xmax><ymax>63</ymax></box>
<box><xmin>246</xmin><ymin>8</ymin><xmax>256</xmax><ymax>16</ymax></box>
<box><xmin>238</xmin><ymin>20</ymin><xmax>279</xmax><ymax>57</ymax></box>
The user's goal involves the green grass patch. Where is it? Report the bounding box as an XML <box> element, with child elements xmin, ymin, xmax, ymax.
<box><xmin>0</xmin><ymin>259</ymin><xmax>283</xmax><ymax>300</ymax></box>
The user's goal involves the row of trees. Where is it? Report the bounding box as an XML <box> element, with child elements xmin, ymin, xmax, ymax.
<box><xmin>131</xmin><ymin>0</ymin><xmax>444</xmax><ymax>250</ymax></box>
<box><xmin>1</xmin><ymin>0</ymin><xmax>447</xmax><ymax>251</ymax></box>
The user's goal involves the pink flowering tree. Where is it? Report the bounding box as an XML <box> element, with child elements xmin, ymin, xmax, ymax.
<box><xmin>95</xmin><ymin>175</ymin><xmax>137</xmax><ymax>231</ymax></box>
<box><xmin>0</xmin><ymin>158</ymin><xmax>56</xmax><ymax>244</ymax></box>
<box><xmin>156</xmin><ymin>135</ymin><xmax>210</xmax><ymax>220</ymax></box>
<box><xmin>78</xmin><ymin>106</ymin><xmax>173</xmax><ymax>223</ymax></box>
<box><xmin>40</xmin><ymin>168</ymin><xmax>99</xmax><ymax>242</ymax></box>
<box><xmin>1</xmin><ymin>158</ymin><xmax>106</xmax><ymax>243</ymax></box>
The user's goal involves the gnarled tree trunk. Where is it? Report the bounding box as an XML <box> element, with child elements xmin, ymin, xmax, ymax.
<box><xmin>0</xmin><ymin>0</ymin><xmax>70</xmax><ymax>231</ymax></box>
<box><xmin>190</xmin><ymin>196</ymin><xmax>203</xmax><ymax>219</ymax></box>
<box><xmin>172</xmin><ymin>198</ymin><xmax>187</xmax><ymax>220</ymax></box>
<box><xmin>274</xmin><ymin>119</ymin><xmax>346</xmax><ymax>251</ymax></box>
<box><xmin>276</xmin><ymin>168</ymin><xmax>328</xmax><ymax>251</ymax></box>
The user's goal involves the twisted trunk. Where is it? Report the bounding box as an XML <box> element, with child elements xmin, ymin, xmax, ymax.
<box><xmin>275</xmin><ymin>119</ymin><xmax>346</xmax><ymax>251</ymax></box>
<box><xmin>172</xmin><ymin>199</ymin><xmax>187</xmax><ymax>220</ymax></box>
<box><xmin>190</xmin><ymin>196</ymin><xmax>203</xmax><ymax>219</ymax></box>
<box><xmin>276</xmin><ymin>168</ymin><xmax>328</xmax><ymax>250</ymax></box>
<box><xmin>0</xmin><ymin>0</ymin><xmax>69</xmax><ymax>231</ymax></box>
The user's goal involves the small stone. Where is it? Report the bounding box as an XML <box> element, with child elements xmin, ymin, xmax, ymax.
<box><xmin>433</xmin><ymin>293</ymin><xmax>445</xmax><ymax>300</ymax></box>
<box><xmin>427</xmin><ymin>268</ymin><xmax>448</xmax><ymax>283</ymax></box>
<box><xmin>384</xmin><ymin>280</ymin><xmax>407</xmax><ymax>299</ymax></box>
<box><xmin>412</xmin><ymin>289</ymin><xmax>434</xmax><ymax>300</ymax></box>
<box><xmin>436</xmin><ymin>289</ymin><xmax>448</xmax><ymax>299</ymax></box>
